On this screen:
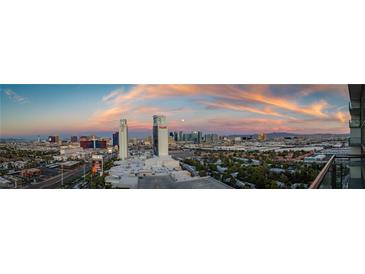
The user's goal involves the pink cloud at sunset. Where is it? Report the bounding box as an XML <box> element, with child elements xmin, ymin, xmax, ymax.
<box><xmin>86</xmin><ymin>84</ymin><xmax>349</xmax><ymax>135</ymax></box>
<box><xmin>0</xmin><ymin>84</ymin><xmax>350</xmax><ymax>136</ymax></box>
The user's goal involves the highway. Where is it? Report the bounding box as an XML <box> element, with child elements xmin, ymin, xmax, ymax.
<box><xmin>27</xmin><ymin>164</ymin><xmax>91</xmax><ymax>189</ymax></box>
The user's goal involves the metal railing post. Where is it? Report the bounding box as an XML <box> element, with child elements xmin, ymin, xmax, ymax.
<box><xmin>331</xmin><ymin>162</ymin><xmax>336</xmax><ymax>189</ymax></box>
<box><xmin>340</xmin><ymin>164</ymin><xmax>343</xmax><ymax>186</ymax></box>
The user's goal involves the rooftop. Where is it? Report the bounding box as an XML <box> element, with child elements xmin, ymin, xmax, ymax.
<box><xmin>137</xmin><ymin>175</ymin><xmax>232</xmax><ymax>189</ymax></box>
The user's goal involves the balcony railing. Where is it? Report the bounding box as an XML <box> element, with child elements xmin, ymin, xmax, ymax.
<box><xmin>309</xmin><ymin>155</ymin><xmax>365</xmax><ymax>189</ymax></box>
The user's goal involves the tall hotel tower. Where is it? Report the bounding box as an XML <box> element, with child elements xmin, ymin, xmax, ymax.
<box><xmin>119</xmin><ymin>118</ymin><xmax>128</xmax><ymax>160</ymax></box>
<box><xmin>153</xmin><ymin>115</ymin><xmax>168</xmax><ymax>157</ymax></box>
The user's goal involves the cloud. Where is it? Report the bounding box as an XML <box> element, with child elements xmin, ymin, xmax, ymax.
<box><xmin>0</xmin><ymin>84</ymin><xmax>349</xmax><ymax>136</ymax></box>
<box><xmin>222</xmin><ymin>86</ymin><xmax>331</xmax><ymax>118</ymax></box>
<box><xmin>335</xmin><ymin>111</ymin><xmax>348</xmax><ymax>123</ymax></box>
<box><xmin>203</xmin><ymin>101</ymin><xmax>286</xmax><ymax>118</ymax></box>
<box><xmin>102</xmin><ymin>91</ymin><xmax>119</xmax><ymax>102</ymax></box>
<box><xmin>89</xmin><ymin>96</ymin><xmax>192</xmax><ymax>131</ymax></box>
<box><xmin>2</xmin><ymin>89</ymin><xmax>29</xmax><ymax>104</ymax></box>
<box><xmin>91</xmin><ymin>107</ymin><xmax>127</xmax><ymax>124</ymax></box>
<box><xmin>297</xmin><ymin>84</ymin><xmax>349</xmax><ymax>97</ymax></box>
<box><xmin>100</xmin><ymin>84</ymin><xmax>334</xmax><ymax>118</ymax></box>
<box><xmin>86</xmin><ymin>84</ymin><xmax>348</xmax><ymax>133</ymax></box>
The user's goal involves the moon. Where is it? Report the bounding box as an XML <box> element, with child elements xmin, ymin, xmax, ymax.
<box><xmin>181</xmin><ymin>119</ymin><xmax>185</xmax><ymax>122</ymax></box>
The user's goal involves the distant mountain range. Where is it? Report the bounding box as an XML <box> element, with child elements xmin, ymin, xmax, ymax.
<box><xmin>229</xmin><ymin>132</ymin><xmax>349</xmax><ymax>138</ymax></box>
<box><xmin>1</xmin><ymin>131</ymin><xmax>349</xmax><ymax>142</ymax></box>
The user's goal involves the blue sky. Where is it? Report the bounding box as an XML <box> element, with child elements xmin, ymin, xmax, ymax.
<box><xmin>0</xmin><ymin>84</ymin><xmax>350</xmax><ymax>138</ymax></box>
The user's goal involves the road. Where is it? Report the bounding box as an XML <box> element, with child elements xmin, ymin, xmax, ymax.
<box><xmin>27</xmin><ymin>164</ymin><xmax>91</xmax><ymax>189</ymax></box>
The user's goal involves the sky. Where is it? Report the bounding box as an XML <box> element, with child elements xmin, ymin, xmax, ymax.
<box><xmin>0</xmin><ymin>84</ymin><xmax>350</xmax><ymax>138</ymax></box>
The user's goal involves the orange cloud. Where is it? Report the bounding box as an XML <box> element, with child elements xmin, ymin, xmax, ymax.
<box><xmin>85</xmin><ymin>84</ymin><xmax>348</xmax><ymax>133</ymax></box>
<box><xmin>297</xmin><ymin>84</ymin><xmax>349</xmax><ymax>97</ymax></box>
<box><xmin>203</xmin><ymin>101</ymin><xmax>286</xmax><ymax>118</ymax></box>
<box><xmin>101</xmin><ymin>84</ymin><xmax>333</xmax><ymax>118</ymax></box>
<box><xmin>335</xmin><ymin>111</ymin><xmax>348</xmax><ymax>123</ymax></box>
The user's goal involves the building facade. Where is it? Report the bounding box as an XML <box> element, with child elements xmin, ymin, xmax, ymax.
<box><xmin>349</xmin><ymin>84</ymin><xmax>365</xmax><ymax>154</ymax></box>
<box><xmin>348</xmin><ymin>84</ymin><xmax>365</xmax><ymax>185</ymax></box>
<box><xmin>71</xmin><ymin>136</ymin><xmax>78</xmax><ymax>143</ymax></box>
<box><xmin>48</xmin><ymin>135</ymin><xmax>60</xmax><ymax>143</ymax></box>
<box><xmin>80</xmin><ymin>140</ymin><xmax>107</xmax><ymax>149</ymax></box>
<box><xmin>119</xmin><ymin>119</ymin><xmax>128</xmax><ymax>160</ymax></box>
<box><xmin>205</xmin><ymin>134</ymin><xmax>218</xmax><ymax>143</ymax></box>
<box><xmin>153</xmin><ymin>115</ymin><xmax>168</xmax><ymax>156</ymax></box>
<box><xmin>112</xmin><ymin>131</ymin><xmax>119</xmax><ymax>147</ymax></box>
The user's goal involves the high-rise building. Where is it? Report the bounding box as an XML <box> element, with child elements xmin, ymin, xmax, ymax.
<box><xmin>186</xmin><ymin>131</ymin><xmax>202</xmax><ymax>143</ymax></box>
<box><xmin>48</xmin><ymin>135</ymin><xmax>60</xmax><ymax>143</ymax></box>
<box><xmin>192</xmin><ymin>131</ymin><xmax>198</xmax><ymax>143</ymax></box>
<box><xmin>168</xmin><ymin>136</ymin><xmax>175</xmax><ymax>145</ymax></box>
<box><xmin>197</xmin><ymin>131</ymin><xmax>203</xmax><ymax>143</ymax></box>
<box><xmin>153</xmin><ymin>115</ymin><xmax>168</xmax><ymax>157</ymax></box>
<box><xmin>79</xmin><ymin>136</ymin><xmax>88</xmax><ymax>142</ymax></box>
<box><xmin>95</xmin><ymin>140</ymin><xmax>107</xmax><ymax>149</ymax></box>
<box><xmin>205</xmin><ymin>134</ymin><xmax>218</xmax><ymax>143</ymax></box>
<box><xmin>257</xmin><ymin>133</ymin><xmax>267</xmax><ymax>142</ymax></box>
<box><xmin>79</xmin><ymin>140</ymin><xmax>92</xmax><ymax>149</ymax></box>
<box><xmin>144</xmin><ymin>136</ymin><xmax>152</xmax><ymax>145</ymax></box>
<box><xmin>130</xmin><ymin>138</ymin><xmax>138</xmax><ymax>145</ymax></box>
<box><xmin>119</xmin><ymin>119</ymin><xmax>128</xmax><ymax>160</ymax></box>
<box><xmin>234</xmin><ymin>136</ymin><xmax>242</xmax><ymax>143</ymax></box>
<box><xmin>71</xmin><ymin>136</ymin><xmax>78</xmax><ymax>143</ymax></box>
<box><xmin>112</xmin><ymin>131</ymin><xmax>119</xmax><ymax>147</ymax></box>
<box><xmin>80</xmin><ymin>140</ymin><xmax>107</xmax><ymax>149</ymax></box>
<box><xmin>173</xmin><ymin>131</ymin><xmax>179</xmax><ymax>141</ymax></box>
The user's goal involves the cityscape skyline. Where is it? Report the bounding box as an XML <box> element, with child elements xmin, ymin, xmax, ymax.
<box><xmin>1</xmin><ymin>85</ymin><xmax>363</xmax><ymax>190</ymax></box>
<box><xmin>0</xmin><ymin>84</ymin><xmax>350</xmax><ymax>137</ymax></box>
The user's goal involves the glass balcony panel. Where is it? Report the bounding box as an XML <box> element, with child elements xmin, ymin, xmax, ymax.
<box><xmin>318</xmin><ymin>169</ymin><xmax>333</xmax><ymax>189</ymax></box>
<box><xmin>310</xmin><ymin>156</ymin><xmax>365</xmax><ymax>189</ymax></box>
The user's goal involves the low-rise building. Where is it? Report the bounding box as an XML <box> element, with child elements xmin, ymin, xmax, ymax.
<box><xmin>60</xmin><ymin>161</ymin><xmax>80</xmax><ymax>169</ymax></box>
<box><xmin>21</xmin><ymin>168</ymin><xmax>41</xmax><ymax>178</ymax></box>
<box><xmin>0</xmin><ymin>177</ymin><xmax>12</xmax><ymax>188</ymax></box>
<box><xmin>304</xmin><ymin>154</ymin><xmax>327</xmax><ymax>163</ymax></box>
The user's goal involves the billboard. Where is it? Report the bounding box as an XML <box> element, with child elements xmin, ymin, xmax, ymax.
<box><xmin>91</xmin><ymin>155</ymin><xmax>104</xmax><ymax>176</ymax></box>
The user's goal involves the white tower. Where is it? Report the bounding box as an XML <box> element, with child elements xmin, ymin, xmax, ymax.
<box><xmin>119</xmin><ymin>118</ymin><xmax>128</xmax><ymax>160</ymax></box>
<box><xmin>153</xmin><ymin>115</ymin><xmax>168</xmax><ymax>157</ymax></box>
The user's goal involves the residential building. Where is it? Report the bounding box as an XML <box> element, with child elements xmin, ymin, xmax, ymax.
<box><xmin>153</xmin><ymin>115</ymin><xmax>168</xmax><ymax>156</ymax></box>
<box><xmin>119</xmin><ymin>119</ymin><xmax>128</xmax><ymax>160</ymax></box>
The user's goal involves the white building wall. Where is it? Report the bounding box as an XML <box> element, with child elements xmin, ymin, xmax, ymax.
<box><xmin>157</xmin><ymin>126</ymin><xmax>168</xmax><ymax>156</ymax></box>
<box><xmin>153</xmin><ymin>115</ymin><xmax>169</xmax><ymax>156</ymax></box>
<box><xmin>119</xmin><ymin>119</ymin><xmax>128</xmax><ymax>160</ymax></box>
